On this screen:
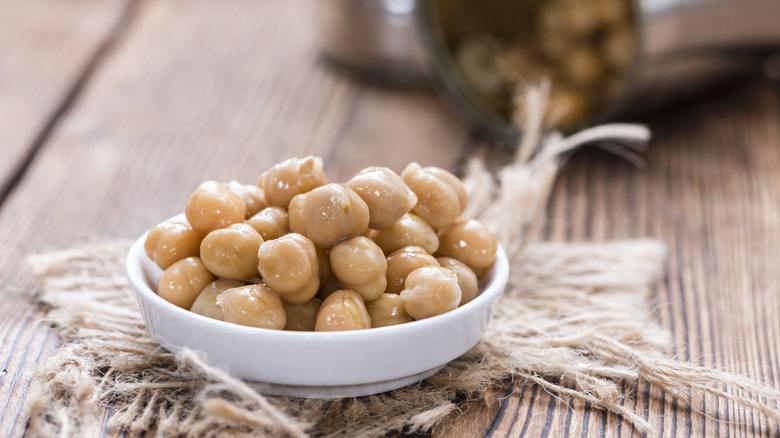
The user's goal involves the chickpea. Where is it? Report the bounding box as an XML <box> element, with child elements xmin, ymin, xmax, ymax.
<box><xmin>454</xmin><ymin>35</ymin><xmax>504</xmax><ymax>100</ymax></box>
<box><xmin>200</xmin><ymin>223</ymin><xmax>264</xmax><ymax>281</ymax></box>
<box><xmin>315</xmin><ymin>289</ymin><xmax>371</xmax><ymax>331</ymax></box>
<box><xmin>603</xmin><ymin>24</ymin><xmax>635</xmax><ymax>72</ymax></box>
<box><xmin>216</xmin><ymin>284</ymin><xmax>286</xmax><ymax>330</ymax></box>
<box><xmin>436</xmin><ymin>220</ymin><xmax>497</xmax><ymax>278</ymax></box>
<box><xmin>345</xmin><ymin>167</ymin><xmax>417</xmax><ymax>230</ymax></box>
<box><xmin>287</xmin><ymin>194</ymin><xmax>307</xmax><ymax>236</ymax></box>
<box><xmin>563</xmin><ymin>45</ymin><xmax>605</xmax><ymax>88</ymax></box>
<box><xmin>247</xmin><ymin>206</ymin><xmax>289</xmax><ymax>241</ymax></box>
<box><xmin>401</xmin><ymin>163</ymin><xmax>466</xmax><ymax>230</ymax></box>
<box><xmin>497</xmin><ymin>44</ymin><xmax>553</xmax><ymax>84</ymax></box>
<box><xmin>538</xmin><ymin>3</ymin><xmax>569</xmax><ymax>60</ymax></box>
<box><xmin>225</xmin><ymin>180</ymin><xmax>267</xmax><ymax>218</ymax></box>
<box><xmin>366</xmin><ymin>293</ymin><xmax>412</xmax><ymax>328</ymax></box>
<box><xmin>400</xmin><ymin>266</ymin><xmax>462</xmax><ymax>320</ymax></box>
<box><xmin>284</xmin><ymin>297</ymin><xmax>322</xmax><ymax>331</ymax></box>
<box><xmin>436</xmin><ymin>257</ymin><xmax>479</xmax><ymax>306</ymax></box>
<box><xmin>260</xmin><ymin>156</ymin><xmax>327</xmax><ymax>209</ymax></box>
<box><xmin>564</xmin><ymin>3</ymin><xmax>598</xmax><ymax>37</ymax></box>
<box><xmin>276</xmin><ymin>274</ymin><xmax>320</xmax><ymax>305</ymax></box>
<box><xmin>257</xmin><ymin>233</ymin><xmax>320</xmax><ymax>304</ymax></box>
<box><xmin>329</xmin><ymin>236</ymin><xmax>387</xmax><ymax>302</ymax></box>
<box><xmin>385</xmin><ymin>246</ymin><xmax>440</xmax><ymax>294</ymax></box>
<box><xmin>299</xmin><ymin>184</ymin><xmax>370</xmax><ymax>249</ymax></box>
<box><xmin>185</xmin><ymin>181</ymin><xmax>247</xmax><ymax>234</ymax></box>
<box><xmin>157</xmin><ymin>257</ymin><xmax>216</xmax><ymax>310</ymax></box>
<box><xmin>595</xmin><ymin>0</ymin><xmax>630</xmax><ymax>27</ymax></box>
<box><xmin>144</xmin><ymin>220</ymin><xmax>203</xmax><ymax>270</ymax></box>
<box><xmin>371</xmin><ymin>213</ymin><xmax>439</xmax><ymax>255</ymax></box>
<box><xmin>190</xmin><ymin>279</ymin><xmax>244</xmax><ymax>320</ymax></box>
<box><xmin>544</xmin><ymin>84</ymin><xmax>590</xmax><ymax>130</ymax></box>
<box><xmin>539</xmin><ymin>1</ymin><xmax>567</xmax><ymax>36</ymax></box>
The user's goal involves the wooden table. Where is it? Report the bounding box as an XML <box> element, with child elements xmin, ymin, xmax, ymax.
<box><xmin>1</xmin><ymin>0</ymin><xmax>778</xmax><ymax>436</ymax></box>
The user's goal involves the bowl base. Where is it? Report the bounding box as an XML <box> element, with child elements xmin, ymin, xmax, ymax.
<box><xmin>248</xmin><ymin>365</ymin><xmax>446</xmax><ymax>399</ymax></box>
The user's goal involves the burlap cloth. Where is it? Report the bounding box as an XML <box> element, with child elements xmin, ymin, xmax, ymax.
<box><xmin>22</xmin><ymin>96</ymin><xmax>780</xmax><ymax>436</ymax></box>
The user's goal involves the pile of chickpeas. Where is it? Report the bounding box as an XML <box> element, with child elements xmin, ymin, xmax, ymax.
<box><xmin>144</xmin><ymin>156</ymin><xmax>498</xmax><ymax>332</ymax></box>
<box><xmin>452</xmin><ymin>0</ymin><xmax>635</xmax><ymax>130</ymax></box>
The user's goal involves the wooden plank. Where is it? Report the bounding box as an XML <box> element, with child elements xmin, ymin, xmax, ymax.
<box><xmin>0</xmin><ymin>0</ymin><xmax>469</xmax><ymax>435</ymax></box>
<box><xmin>0</xmin><ymin>0</ymin><xmax>132</xmax><ymax>199</ymax></box>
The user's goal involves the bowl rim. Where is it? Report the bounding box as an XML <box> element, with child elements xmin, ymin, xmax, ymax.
<box><xmin>126</xmin><ymin>214</ymin><xmax>510</xmax><ymax>341</ymax></box>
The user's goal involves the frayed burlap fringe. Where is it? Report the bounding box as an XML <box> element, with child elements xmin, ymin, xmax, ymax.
<box><xmin>22</xmin><ymin>239</ymin><xmax>650</xmax><ymax>437</ymax></box>
<box><xmin>23</xmin><ymin>238</ymin><xmax>780</xmax><ymax>437</ymax></box>
<box><xmin>24</xmin><ymin>86</ymin><xmax>780</xmax><ymax>436</ymax></box>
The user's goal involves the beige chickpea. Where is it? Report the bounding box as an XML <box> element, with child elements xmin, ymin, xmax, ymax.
<box><xmin>595</xmin><ymin>0</ymin><xmax>630</xmax><ymax>27</ymax></box>
<box><xmin>216</xmin><ymin>284</ymin><xmax>286</xmax><ymax>330</ymax></box>
<box><xmin>225</xmin><ymin>180</ymin><xmax>267</xmax><ymax>218</ymax></box>
<box><xmin>539</xmin><ymin>33</ymin><xmax>570</xmax><ymax>62</ymax></box>
<box><xmin>538</xmin><ymin>3</ymin><xmax>569</xmax><ymax>60</ymax></box>
<box><xmin>277</xmin><ymin>274</ymin><xmax>320</xmax><ymax>305</ymax></box>
<box><xmin>200</xmin><ymin>223</ymin><xmax>264</xmax><ymax>281</ymax></box>
<box><xmin>401</xmin><ymin>163</ymin><xmax>466</xmax><ymax>230</ymax></box>
<box><xmin>497</xmin><ymin>43</ymin><xmax>532</xmax><ymax>79</ymax></box>
<box><xmin>400</xmin><ymin>266</ymin><xmax>462</xmax><ymax>320</ymax></box>
<box><xmin>603</xmin><ymin>24</ymin><xmax>635</xmax><ymax>72</ymax></box>
<box><xmin>185</xmin><ymin>181</ymin><xmax>247</xmax><ymax>234</ymax></box>
<box><xmin>497</xmin><ymin>44</ymin><xmax>553</xmax><ymax>84</ymax></box>
<box><xmin>365</xmin><ymin>293</ymin><xmax>412</xmax><ymax>328</ymax></box>
<box><xmin>345</xmin><ymin>167</ymin><xmax>417</xmax><ymax>230</ymax></box>
<box><xmin>299</xmin><ymin>183</ymin><xmax>370</xmax><ymax>249</ymax></box>
<box><xmin>144</xmin><ymin>220</ymin><xmax>203</xmax><ymax>270</ymax></box>
<box><xmin>454</xmin><ymin>35</ymin><xmax>504</xmax><ymax>100</ymax></box>
<box><xmin>539</xmin><ymin>1</ymin><xmax>567</xmax><ymax>36</ymax></box>
<box><xmin>260</xmin><ymin>156</ymin><xmax>327</xmax><ymax>209</ymax></box>
<box><xmin>190</xmin><ymin>279</ymin><xmax>244</xmax><ymax>320</ymax></box>
<box><xmin>436</xmin><ymin>257</ymin><xmax>479</xmax><ymax>306</ymax></box>
<box><xmin>247</xmin><ymin>206</ymin><xmax>289</xmax><ymax>241</ymax></box>
<box><xmin>284</xmin><ymin>297</ymin><xmax>322</xmax><ymax>331</ymax></box>
<box><xmin>544</xmin><ymin>84</ymin><xmax>590</xmax><ymax>130</ymax></box>
<box><xmin>563</xmin><ymin>45</ymin><xmax>605</xmax><ymax>88</ymax></box>
<box><xmin>436</xmin><ymin>220</ymin><xmax>498</xmax><ymax>278</ymax></box>
<box><xmin>257</xmin><ymin>233</ymin><xmax>320</xmax><ymax>304</ymax></box>
<box><xmin>371</xmin><ymin>213</ymin><xmax>439</xmax><ymax>255</ymax></box>
<box><xmin>287</xmin><ymin>193</ymin><xmax>307</xmax><ymax>236</ymax></box>
<box><xmin>157</xmin><ymin>257</ymin><xmax>216</xmax><ymax>310</ymax></box>
<box><xmin>564</xmin><ymin>3</ymin><xmax>598</xmax><ymax>37</ymax></box>
<box><xmin>315</xmin><ymin>290</ymin><xmax>371</xmax><ymax>331</ymax></box>
<box><xmin>385</xmin><ymin>246</ymin><xmax>440</xmax><ymax>294</ymax></box>
<box><xmin>329</xmin><ymin>236</ymin><xmax>387</xmax><ymax>302</ymax></box>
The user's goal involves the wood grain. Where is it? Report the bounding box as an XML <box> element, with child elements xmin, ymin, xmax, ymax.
<box><xmin>0</xmin><ymin>0</ymin><xmax>132</xmax><ymax>200</ymax></box>
<box><xmin>0</xmin><ymin>0</ymin><xmax>778</xmax><ymax>436</ymax></box>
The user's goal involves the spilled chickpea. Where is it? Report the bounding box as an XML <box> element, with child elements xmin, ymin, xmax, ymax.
<box><xmin>144</xmin><ymin>156</ymin><xmax>498</xmax><ymax>331</ymax></box>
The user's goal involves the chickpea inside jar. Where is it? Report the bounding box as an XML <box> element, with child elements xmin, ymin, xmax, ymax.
<box><xmin>424</xmin><ymin>0</ymin><xmax>637</xmax><ymax>133</ymax></box>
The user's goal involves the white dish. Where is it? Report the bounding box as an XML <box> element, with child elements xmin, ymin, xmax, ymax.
<box><xmin>126</xmin><ymin>217</ymin><xmax>509</xmax><ymax>398</ymax></box>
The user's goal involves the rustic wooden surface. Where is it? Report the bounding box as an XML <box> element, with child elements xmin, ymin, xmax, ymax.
<box><xmin>1</xmin><ymin>0</ymin><xmax>778</xmax><ymax>436</ymax></box>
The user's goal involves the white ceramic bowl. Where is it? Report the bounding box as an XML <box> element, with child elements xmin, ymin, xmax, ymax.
<box><xmin>126</xmin><ymin>218</ymin><xmax>509</xmax><ymax>398</ymax></box>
